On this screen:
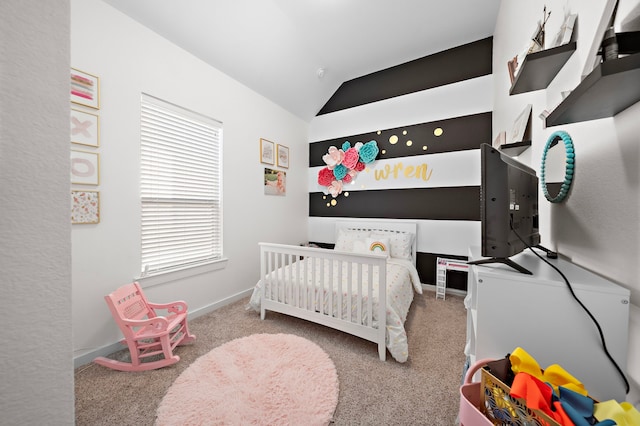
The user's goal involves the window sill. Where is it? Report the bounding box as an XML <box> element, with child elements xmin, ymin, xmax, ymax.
<box><xmin>135</xmin><ymin>258</ymin><xmax>229</xmax><ymax>288</ymax></box>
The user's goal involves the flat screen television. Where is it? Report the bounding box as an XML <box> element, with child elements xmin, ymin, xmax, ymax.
<box><xmin>469</xmin><ymin>144</ymin><xmax>555</xmax><ymax>274</ymax></box>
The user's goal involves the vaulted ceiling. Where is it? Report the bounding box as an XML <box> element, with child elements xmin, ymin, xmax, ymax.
<box><xmin>102</xmin><ymin>0</ymin><xmax>501</xmax><ymax>121</ymax></box>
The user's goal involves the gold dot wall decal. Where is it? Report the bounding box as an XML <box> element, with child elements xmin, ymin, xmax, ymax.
<box><xmin>434</xmin><ymin>127</ymin><xmax>443</xmax><ymax>136</ymax></box>
<box><xmin>406</xmin><ymin>140</ymin><xmax>413</xmax><ymax>146</ymax></box>
<box><xmin>331</xmin><ymin>199</ymin><xmax>337</xmax><ymax>206</ymax></box>
<box><xmin>403</xmin><ymin>130</ymin><xmax>407</xmax><ymax>135</ymax></box>
<box><xmin>389</xmin><ymin>135</ymin><xmax>398</xmax><ymax>144</ymax></box>
<box><xmin>423</xmin><ymin>146</ymin><xmax>428</xmax><ymax>150</ymax></box>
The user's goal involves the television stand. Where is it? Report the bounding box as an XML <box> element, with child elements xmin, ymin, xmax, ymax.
<box><xmin>467</xmin><ymin>257</ymin><xmax>532</xmax><ymax>274</ymax></box>
<box><xmin>467</xmin><ymin>245</ymin><xmax>558</xmax><ymax>274</ymax></box>
<box><xmin>534</xmin><ymin>244</ymin><xmax>557</xmax><ymax>259</ymax></box>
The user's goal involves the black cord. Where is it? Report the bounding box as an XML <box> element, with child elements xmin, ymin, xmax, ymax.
<box><xmin>510</xmin><ymin>219</ymin><xmax>630</xmax><ymax>395</ymax></box>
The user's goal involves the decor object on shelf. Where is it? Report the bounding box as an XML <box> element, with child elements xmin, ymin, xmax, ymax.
<box><xmin>259</xmin><ymin>138</ymin><xmax>275</xmax><ymax>165</ymax></box>
<box><xmin>551</xmin><ymin>13</ymin><xmax>578</xmax><ymax>47</ymax></box>
<box><xmin>540</xmin><ymin>130</ymin><xmax>574</xmax><ymax>203</ymax></box>
<box><xmin>154</xmin><ymin>334</ymin><xmax>338</xmax><ymax>425</ymax></box>
<box><xmin>93</xmin><ymin>281</ymin><xmax>196</xmax><ymax>371</ymax></box>
<box><xmin>531</xmin><ymin>5</ymin><xmax>552</xmax><ymax>52</ymax></box>
<box><xmin>276</xmin><ymin>144</ymin><xmax>289</xmax><ymax>168</ymax></box>
<box><xmin>317</xmin><ymin>140</ymin><xmax>379</xmax><ymax>198</ymax></box>
<box><xmin>71</xmin><ymin>190</ymin><xmax>100</xmax><ymax>224</ymax></box>
<box><xmin>509</xmin><ymin>104</ymin><xmax>532</xmax><ymax>144</ymax></box>
<box><xmin>581</xmin><ymin>0</ymin><xmax>619</xmax><ymax>78</ymax></box>
<box><xmin>70</xmin><ymin>68</ymin><xmax>100</xmax><ymax>110</ymax></box>
<box><xmin>492</xmin><ymin>131</ymin><xmax>506</xmax><ymax>149</ymax></box>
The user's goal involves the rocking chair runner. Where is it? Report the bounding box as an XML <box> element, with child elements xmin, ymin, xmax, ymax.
<box><xmin>93</xmin><ymin>282</ymin><xmax>196</xmax><ymax>372</ymax></box>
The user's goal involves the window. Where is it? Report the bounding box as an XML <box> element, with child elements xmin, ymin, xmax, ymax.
<box><xmin>140</xmin><ymin>93</ymin><xmax>222</xmax><ymax>277</ymax></box>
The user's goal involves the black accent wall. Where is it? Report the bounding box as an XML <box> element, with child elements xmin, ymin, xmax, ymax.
<box><xmin>317</xmin><ymin>37</ymin><xmax>493</xmax><ymax>115</ymax></box>
<box><xmin>310</xmin><ymin>38</ymin><xmax>494</xmax><ymax>291</ymax></box>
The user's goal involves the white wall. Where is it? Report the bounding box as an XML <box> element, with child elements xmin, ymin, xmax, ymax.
<box><xmin>493</xmin><ymin>0</ymin><xmax>640</xmax><ymax>405</ymax></box>
<box><xmin>71</xmin><ymin>0</ymin><xmax>309</xmax><ymax>363</ymax></box>
<box><xmin>0</xmin><ymin>1</ymin><xmax>74</xmax><ymax>424</ymax></box>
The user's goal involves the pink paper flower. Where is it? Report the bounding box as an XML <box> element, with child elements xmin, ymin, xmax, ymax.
<box><xmin>353</xmin><ymin>161</ymin><xmax>365</xmax><ymax>172</ymax></box>
<box><xmin>342</xmin><ymin>147</ymin><xmax>359</xmax><ymax>169</ymax></box>
<box><xmin>318</xmin><ymin>167</ymin><xmax>334</xmax><ymax>187</ymax></box>
<box><xmin>322</xmin><ymin>146</ymin><xmax>344</xmax><ymax>170</ymax></box>
<box><xmin>328</xmin><ymin>180</ymin><xmax>343</xmax><ymax>198</ymax></box>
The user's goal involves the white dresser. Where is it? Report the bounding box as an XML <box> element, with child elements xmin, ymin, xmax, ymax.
<box><xmin>466</xmin><ymin>246</ymin><xmax>630</xmax><ymax>402</ymax></box>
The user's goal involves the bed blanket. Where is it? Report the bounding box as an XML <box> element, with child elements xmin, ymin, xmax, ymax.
<box><xmin>248</xmin><ymin>258</ymin><xmax>422</xmax><ymax>362</ymax></box>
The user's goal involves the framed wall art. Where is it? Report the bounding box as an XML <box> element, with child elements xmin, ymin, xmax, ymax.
<box><xmin>71</xmin><ymin>190</ymin><xmax>100</xmax><ymax>224</ymax></box>
<box><xmin>71</xmin><ymin>68</ymin><xmax>100</xmax><ymax>109</ymax></box>
<box><xmin>264</xmin><ymin>168</ymin><xmax>286</xmax><ymax>196</ymax></box>
<box><xmin>277</xmin><ymin>144</ymin><xmax>289</xmax><ymax>168</ymax></box>
<box><xmin>71</xmin><ymin>108</ymin><xmax>100</xmax><ymax>147</ymax></box>
<box><xmin>260</xmin><ymin>138</ymin><xmax>275</xmax><ymax>165</ymax></box>
<box><xmin>71</xmin><ymin>150</ymin><xmax>100</xmax><ymax>185</ymax></box>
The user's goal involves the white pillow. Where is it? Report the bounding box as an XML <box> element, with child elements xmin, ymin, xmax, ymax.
<box><xmin>352</xmin><ymin>239</ymin><xmax>368</xmax><ymax>254</ymax></box>
<box><xmin>334</xmin><ymin>229</ymin><xmax>371</xmax><ymax>252</ymax></box>
<box><xmin>370</xmin><ymin>231</ymin><xmax>414</xmax><ymax>260</ymax></box>
<box><xmin>364</xmin><ymin>237</ymin><xmax>390</xmax><ymax>257</ymax></box>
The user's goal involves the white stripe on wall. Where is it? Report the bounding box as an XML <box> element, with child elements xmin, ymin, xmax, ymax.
<box><xmin>308</xmin><ymin>149</ymin><xmax>480</xmax><ymax>193</ymax></box>
<box><xmin>308</xmin><ymin>216</ymin><xmax>480</xmax><ymax>257</ymax></box>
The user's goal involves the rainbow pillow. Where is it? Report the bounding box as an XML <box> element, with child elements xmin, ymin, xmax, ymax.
<box><xmin>365</xmin><ymin>237</ymin><xmax>390</xmax><ymax>257</ymax></box>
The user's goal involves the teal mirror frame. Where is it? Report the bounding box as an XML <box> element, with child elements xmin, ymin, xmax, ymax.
<box><xmin>540</xmin><ymin>130</ymin><xmax>575</xmax><ymax>203</ymax></box>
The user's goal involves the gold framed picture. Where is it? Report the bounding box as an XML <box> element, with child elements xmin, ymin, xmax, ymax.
<box><xmin>71</xmin><ymin>190</ymin><xmax>100</xmax><ymax>224</ymax></box>
<box><xmin>276</xmin><ymin>144</ymin><xmax>289</xmax><ymax>168</ymax></box>
<box><xmin>71</xmin><ymin>68</ymin><xmax>100</xmax><ymax>109</ymax></box>
<box><xmin>260</xmin><ymin>138</ymin><xmax>275</xmax><ymax>165</ymax></box>
<box><xmin>71</xmin><ymin>108</ymin><xmax>100</xmax><ymax>147</ymax></box>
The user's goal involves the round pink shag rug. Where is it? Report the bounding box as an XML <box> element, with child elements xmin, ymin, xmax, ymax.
<box><xmin>155</xmin><ymin>333</ymin><xmax>339</xmax><ymax>426</ymax></box>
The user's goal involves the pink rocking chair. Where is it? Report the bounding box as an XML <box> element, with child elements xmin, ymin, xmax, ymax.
<box><xmin>93</xmin><ymin>282</ymin><xmax>196</xmax><ymax>372</ymax></box>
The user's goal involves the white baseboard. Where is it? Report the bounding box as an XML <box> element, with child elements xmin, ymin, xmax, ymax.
<box><xmin>421</xmin><ymin>282</ymin><xmax>467</xmax><ymax>298</ymax></box>
<box><xmin>73</xmin><ymin>288</ymin><xmax>253</xmax><ymax>368</ymax></box>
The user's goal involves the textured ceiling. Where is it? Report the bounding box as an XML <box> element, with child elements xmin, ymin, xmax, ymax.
<box><xmin>102</xmin><ymin>0</ymin><xmax>501</xmax><ymax>121</ymax></box>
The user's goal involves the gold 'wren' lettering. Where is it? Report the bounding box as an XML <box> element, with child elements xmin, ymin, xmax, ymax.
<box><xmin>374</xmin><ymin>161</ymin><xmax>432</xmax><ymax>181</ymax></box>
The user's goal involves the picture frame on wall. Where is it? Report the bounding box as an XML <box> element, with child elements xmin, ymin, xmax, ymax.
<box><xmin>71</xmin><ymin>108</ymin><xmax>100</xmax><ymax>147</ymax></box>
<box><xmin>276</xmin><ymin>144</ymin><xmax>289</xmax><ymax>168</ymax></box>
<box><xmin>264</xmin><ymin>168</ymin><xmax>286</xmax><ymax>196</ymax></box>
<box><xmin>71</xmin><ymin>150</ymin><xmax>100</xmax><ymax>185</ymax></box>
<box><xmin>260</xmin><ymin>138</ymin><xmax>275</xmax><ymax>165</ymax></box>
<box><xmin>71</xmin><ymin>68</ymin><xmax>100</xmax><ymax>109</ymax></box>
<box><xmin>71</xmin><ymin>190</ymin><xmax>100</xmax><ymax>224</ymax></box>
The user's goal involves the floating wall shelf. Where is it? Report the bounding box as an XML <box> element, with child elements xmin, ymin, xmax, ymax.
<box><xmin>499</xmin><ymin>141</ymin><xmax>531</xmax><ymax>156</ymax></box>
<box><xmin>510</xmin><ymin>42</ymin><xmax>577</xmax><ymax>95</ymax></box>
<box><xmin>545</xmin><ymin>52</ymin><xmax>640</xmax><ymax>127</ymax></box>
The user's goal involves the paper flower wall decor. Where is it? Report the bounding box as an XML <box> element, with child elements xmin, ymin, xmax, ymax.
<box><xmin>317</xmin><ymin>140</ymin><xmax>379</xmax><ymax>198</ymax></box>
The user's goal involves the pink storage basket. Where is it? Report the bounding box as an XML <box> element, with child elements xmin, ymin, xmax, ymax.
<box><xmin>459</xmin><ymin>359</ymin><xmax>494</xmax><ymax>426</ymax></box>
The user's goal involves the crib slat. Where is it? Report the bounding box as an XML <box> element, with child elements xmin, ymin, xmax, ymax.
<box><xmin>327</xmin><ymin>259</ymin><xmax>333</xmax><ymax>317</ymax></box>
<box><xmin>367</xmin><ymin>263</ymin><xmax>373</xmax><ymax>327</ymax></box>
<box><xmin>357</xmin><ymin>263</ymin><xmax>362</xmax><ymax>325</ymax></box>
<box><xmin>335</xmin><ymin>260</ymin><xmax>344</xmax><ymax>319</ymax></box>
<box><xmin>346</xmin><ymin>261</ymin><xmax>352</xmax><ymax>322</ymax></box>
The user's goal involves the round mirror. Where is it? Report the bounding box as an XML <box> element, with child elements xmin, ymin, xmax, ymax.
<box><xmin>540</xmin><ymin>131</ymin><xmax>574</xmax><ymax>203</ymax></box>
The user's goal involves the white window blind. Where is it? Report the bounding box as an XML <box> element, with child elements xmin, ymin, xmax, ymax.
<box><xmin>140</xmin><ymin>94</ymin><xmax>222</xmax><ymax>276</ymax></box>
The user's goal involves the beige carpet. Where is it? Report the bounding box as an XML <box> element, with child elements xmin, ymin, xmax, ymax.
<box><xmin>75</xmin><ymin>291</ymin><xmax>467</xmax><ymax>425</ymax></box>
